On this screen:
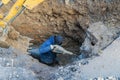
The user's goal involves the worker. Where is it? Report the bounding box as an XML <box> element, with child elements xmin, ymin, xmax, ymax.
<box><xmin>27</xmin><ymin>35</ymin><xmax>73</xmax><ymax>65</ymax></box>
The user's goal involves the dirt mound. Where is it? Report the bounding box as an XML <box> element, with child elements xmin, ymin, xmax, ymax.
<box><xmin>0</xmin><ymin>27</ymin><xmax>30</xmax><ymax>52</ymax></box>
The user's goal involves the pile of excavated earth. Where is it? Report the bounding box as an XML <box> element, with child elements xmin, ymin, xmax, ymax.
<box><xmin>0</xmin><ymin>0</ymin><xmax>119</xmax><ymax>80</ymax></box>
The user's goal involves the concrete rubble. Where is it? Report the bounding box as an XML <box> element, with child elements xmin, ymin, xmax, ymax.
<box><xmin>80</xmin><ymin>22</ymin><xmax>120</xmax><ymax>57</ymax></box>
<box><xmin>0</xmin><ymin>47</ymin><xmax>56</xmax><ymax>80</ymax></box>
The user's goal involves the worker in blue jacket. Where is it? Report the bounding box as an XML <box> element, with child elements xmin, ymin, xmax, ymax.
<box><xmin>27</xmin><ymin>35</ymin><xmax>73</xmax><ymax>65</ymax></box>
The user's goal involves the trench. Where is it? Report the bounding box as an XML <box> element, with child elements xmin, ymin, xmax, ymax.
<box><xmin>29</xmin><ymin>35</ymin><xmax>82</xmax><ymax>66</ymax></box>
<box><xmin>0</xmin><ymin>0</ymin><xmax>119</xmax><ymax>80</ymax></box>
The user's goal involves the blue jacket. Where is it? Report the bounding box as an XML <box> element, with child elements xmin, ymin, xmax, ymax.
<box><xmin>39</xmin><ymin>36</ymin><xmax>58</xmax><ymax>64</ymax></box>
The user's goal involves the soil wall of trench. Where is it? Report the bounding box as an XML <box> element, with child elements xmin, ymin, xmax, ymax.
<box><xmin>0</xmin><ymin>0</ymin><xmax>118</xmax><ymax>63</ymax></box>
<box><xmin>11</xmin><ymin>0</ymin><xmax>119</xmax><ymax>49</ymax></box>
<box><xmin>0</xmin><ymin>0</ymin><xmax>118</xmax><ymax>47</ymax></box>
<box><xmin>0</xmin><ymin>0</ymin><xmax>119</xmax><ymax>63</ymax></box>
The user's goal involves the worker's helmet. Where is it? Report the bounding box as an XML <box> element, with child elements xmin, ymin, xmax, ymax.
<box><xmin>54</xmin><ymin>35</ymin><xmax>63</xmax><ymax>45</ymax></box>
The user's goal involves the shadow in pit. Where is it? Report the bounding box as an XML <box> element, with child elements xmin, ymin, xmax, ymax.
<box><xmin>29</xmin><ymin>40</ymin><xmax>81</xmax><ymax>66</ymax></box>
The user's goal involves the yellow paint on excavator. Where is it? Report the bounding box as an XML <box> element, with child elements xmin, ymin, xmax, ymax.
<box><xmin>2</xmin><ymin>0</ymin><xmax>10</xmax><ymax>4</ymax></box>
<box><xmin>23</xmin><ymin>0</ymin><xmax>44</xmax><ymax>10</ymax></box>
<box><xmin>0</xmin><ymin>21</ymin><xmax>6</xmax><ymax>27</ymax></box>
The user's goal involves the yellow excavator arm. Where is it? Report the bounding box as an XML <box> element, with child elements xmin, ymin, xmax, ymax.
<box><xmin>0</xmin><ymin>0</ymin><xmax>44</xmax><ymax>29</ymax></box>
